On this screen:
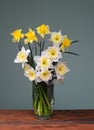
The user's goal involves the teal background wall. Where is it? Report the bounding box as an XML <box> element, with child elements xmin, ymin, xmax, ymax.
<box><xmin>0</xmin><ymin>0</ymin><xmax>94</xmax><ymax>110</ymax></box>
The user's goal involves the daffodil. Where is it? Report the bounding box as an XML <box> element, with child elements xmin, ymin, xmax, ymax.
<box><xmin>40</xmin><ymin>56</ymin><xmax>52</xmax><ymax>68</ymax></box>
<box><xmin>60</xmin><ymin>35</ymin><xmax>71</xmax><ymax>51</ymax></box>
<box><xmin>36</xmin><ymin>24</ymin><xmax>50</xmax><ymax>38</ymax></box>
<box><xmin>34</xmin><ymin>55</ymin><xmax>52</xmax><ymax>69</ymax></box>
<box><xmin>24</xmin><ymin>68</ymin><xmax>36</xmax><ymax>81</ymax></box>
<box><xmin>22</xmin><ymin>63</ymin><xmax>31</xmax><ymax>71</ymax></box>
<box><xmin>55</xmin><ymin>62</ymin><xmax>70</xmax><ymax>79</ymax></box>
<box><xmin>50</xmin><ymin>31</ymin><xmax>63</xmax><ymax>46</ymax></box>
<box><xmin>24</xmin><ymin>28</ymin><xmax>38</xmax><ymax>44</ymax></box>
<box><xmin>46</xmin><ymin>46</ymin><xmax>62</xmax><ymax>62</ymax></box>
<box><xmin>14</xmin><ymin>47</ymin><xmax>30</xmax><ymax>63</ymax></box>
<box><xmin>11</xmin><ymin>29</ymin><xmax>24</xmax><ymax>42</ymax></box>
<box><xmin>40</xmin><ymin>69</ymin><xmax>52</xmax><ymax>82</ymax></box>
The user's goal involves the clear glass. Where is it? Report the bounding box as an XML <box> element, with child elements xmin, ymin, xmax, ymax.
<box><xmin>32</xmin><ymin>81</ymin><xmax>55</xmax><ymax>120</ymax></box>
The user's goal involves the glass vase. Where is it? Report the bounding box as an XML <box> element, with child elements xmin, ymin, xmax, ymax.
<box><xmin>32</xmin><ymin>81</ymin><xmax>54</xmax><ymax>120</ymax></box>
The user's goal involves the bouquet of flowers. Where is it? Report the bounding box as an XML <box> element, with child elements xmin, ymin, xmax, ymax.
<box><xmin>11</xmin><ymin>24</ymin><xmax>79</xmax><ymax>119</ymax></box>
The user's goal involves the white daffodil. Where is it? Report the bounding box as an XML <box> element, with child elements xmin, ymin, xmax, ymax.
<box><xmin>22</xmin><ymin>63</ymin><xmax>31</xmax><ymax>71</ymax></box>
<box><xmin>34</xmin><ymin>55</ymin><xmax>52</xmax><ymax>69</ymax></box>
<box><xmin>39</xmin><ymin>69</ymin><xmax>52</xmax><ymax>82</ymax></box>
<box><xmin>40</xmin><ymin>56</ymin><xmax>52</xmax><ymax>68</ymax></box>
<box><xmin>46</xmin><ymin>46</ymin><xmax>62</xmax><ymax>62</ymax></box>
<box><xmin>50</xmin><ymin>30</ymin><xmax>63</xmax><ymax>46</ymax></box>
<box><xmin>14</xmin><ymin>47</ymin><xmax>30</xmax><ymax>63</ymax></box>
<box><xmin>24</xmin><ymin>67</ymin><xmax>36</xmax><ymax>81</ymax></box>
<box><xmin>55</xmin><ymin>62</ymin><xmax>70</xmax><ymax>80</ymax></box>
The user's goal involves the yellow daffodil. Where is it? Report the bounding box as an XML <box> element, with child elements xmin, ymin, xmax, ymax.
<box><xmin>36</xmin><ymin>24</ymin><xmax>50</xmax><ymax>38</ymax></box>
<box><xmin>40</xmin><ymin>69</ymin><xmax>52</xmax><ymax>82</ymax></box>
<box><xmin>14</xmin><ymin>47</ymin><xmax>30</xmax><ymax>63</ymax></box>
<box><xmin>61</xmin><ymin>35</ymin><xmax>71</xmax><ymax>51</ymax></box>
<box><xmin>24</xmin><ymin>28</ymin><xmax>38</xmax><ymax>44</ymax></box>
<box><xmin>50</xmin><ymin>31</ymin><xmax>63</xmax><ymax>45</ymax></box>
<box><xmin>25</xmin><ymin>68</ymin><xmax>36</xmax><ymax>81</ymax></box>
<box><xmin>11</xmin><ymin>29</ymin><xmax>24</xmax><ymax>42</ymax></box>
<box><xmin>47</xmin><ymin>46</ymin><xmax>62</xmax><ymax>61</ymax></box>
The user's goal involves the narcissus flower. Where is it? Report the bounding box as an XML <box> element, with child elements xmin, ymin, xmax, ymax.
<box><xmin>24</xmin><ymin>28</ymin><xmax>38</xmax><ymax>44</ymax></box>
<box><xmin>46</xmin><ymin>46</ymin><xmax>62</xmax><ymax>62</ymax></box>
<box><xmin>24</xmin><ymin>68</ymin><xmax>36</xmax><ymax>81</ymax></box>
<box><xmin>34</xmin><ymin>55</ymin><xmax>52</xmax><ymax>69</ymax></box>
<box><xmin>14</xmin><ymin>47</ymin><xmax>30</xmax><ymax>63</ymax></box>
<box><xmin>11</xmin><ymin>29</ymin><xmax>24</xmax><ymax>42</ymax></box>
<box><xmin>50</xmin><ymin>31</ymin><xmax>63</xmax><ymax>46</ymax></box>
<box><xmin>36</xmin><ymin>24</ymin><xmax>50</xmax><ymax>38</ymax></box>
<box><xmin>55</xmin><ymin>62</ymin><xmax>70</xmax><ymax>79</ymax></box>
<box><xmin>22</xmin><ymin>63</ymin><xmax>31</xmax><ymax>71</ymax></box>
<box><xmin>60</xmin><ymin>35</ymin><xmax>71</xmax><ymax>51</ymax></box>
<box><xmin>40</xmin><ymin>69</ymin><xmax>52</xmax><ymax>82</ymax></box>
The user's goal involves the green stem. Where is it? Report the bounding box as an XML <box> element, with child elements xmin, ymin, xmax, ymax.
<box><xmin>28</xmin><ymin>43</ymin><xmax>35</xmax><ymax>68</ymax></box>
<box><xmin>33</xmin><ymin>92</ymin><xmax>39</xmax><ymax>110</ymax></box>
<box><xmin>40</xmin><ymin>86</ymin><xmax>50</xmax><ymax>107</ymax></box>
<box><xmin>34</xmin><ymin>43</ymin><xmax>37</xmax><ymax>55</ymax></box>
<box><xmin>41</xmin><ymin>41</ymin><xmax>45</xmax><ymax>52</ymax></box>
<box><xmin>39</xmin><ymin>41</ymin><xmax>42</xmax><ymax>55</ymax></box>
<box><xmin>38</xmin><ymin>87</ymin><xmax>47</xmax><ymax>106</ymax></box>
<box><xmin>28</xmin><ymin>43</ymin><xmax>33</xmax><ymax>58</ymax></box>
<box><xmin>33</xmin><ymin>82</ymin><xmax>53</xmax><ymax>117</ymax></box>
<box><xmin>18</xmin><ymin>42</ymin><xmax>22</xmax><ymax>51</ymax></box>
<box><xmin>39</xmin><ymin>37</ymin><xmax>44</xmax><ymax>56</ymax></box>
<box><xmin>38</xmin><ymin>87</ymin><xmax>51</xmax><ymax>115</ymax></box>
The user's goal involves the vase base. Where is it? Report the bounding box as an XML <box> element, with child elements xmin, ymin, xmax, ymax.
<box><xmin>35</xmin><ymin>114</ymin><xmax>52</xmax><ymax>120</ymax></box>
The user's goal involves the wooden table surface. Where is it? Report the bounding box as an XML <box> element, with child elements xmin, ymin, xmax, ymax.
<box><xmin>0</xmin><ymin>110</ymin><xmax>94</xmax><ymax>130</ymax></box>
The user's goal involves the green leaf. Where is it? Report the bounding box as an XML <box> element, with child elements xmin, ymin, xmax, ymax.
<box><xmin>64</xmin><ymin>51</ymin><xmax>79</xmax><ymax>56</ymax></box>
<box><xmin>71</xmin><ymin>40</ymin><xmax>79</xmax><ymax>44</ymax></box>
